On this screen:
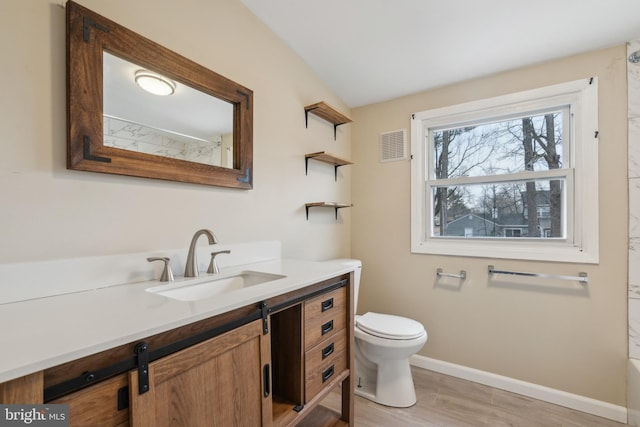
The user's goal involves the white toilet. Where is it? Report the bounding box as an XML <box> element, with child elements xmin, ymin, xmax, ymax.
<box><xmin>335</xmin><ymin>259</ymin><xmax>427</xmax><ymax>408</ymax></box>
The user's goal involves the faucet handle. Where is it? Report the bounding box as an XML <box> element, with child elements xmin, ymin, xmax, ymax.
<box><xmin>147</xmin><ymin>257</ymin><xmax>174</xmax><ymax>282</ymax></box>
<box><xmin>207</xmin><ymin>250</ymin><xmax>231</xmax><ymax>274</ymax></box>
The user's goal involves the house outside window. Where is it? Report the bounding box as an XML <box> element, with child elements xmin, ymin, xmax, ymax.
<box><xmin>505</xmin><ymin>228</ymin><xmax>522</xmax><ymax>238</ymax></box>
<box><xmin>410</xmin><ymin>79</ymin><xmax>599</xmax><ymax>263</ymax></box>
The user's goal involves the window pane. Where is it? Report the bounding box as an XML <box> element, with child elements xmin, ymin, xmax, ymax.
<box><xmin>432</xmin><ymin>110</ymin><xmax>565</xmax><ymax>179</ymax></box>
<box><xmin>431</xmin><ymin>179</ymin><xmax>565</xmax><ymax>238</ymax></box>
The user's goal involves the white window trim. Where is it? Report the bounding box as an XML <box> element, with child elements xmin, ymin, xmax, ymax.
<box><xmin>410</xmin><ymin>78</ymin><xmax>599</xmax><ymax>264</ymax></box>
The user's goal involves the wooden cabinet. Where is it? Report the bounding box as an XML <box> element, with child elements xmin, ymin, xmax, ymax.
<box><xmin>270</xmin><ymin>283</ymin><xmax>353</xmax><ymax>426</ymax></box>
<box><xmin>129</xmin><ymin>319</ymin><xmax>271</xmax><ymax>427</ymax></box>
<box><xmin>303</xmin><ymin>287</ymin><xmax>348</xmax><ymax>402</ymax></box>
<box><xmin>52</xmin><ymin>375</ymin><xmax>129</xmax><ymax>427</ymax></box>
<box><xmin>0</xmin><ymin>372</ymin><xmax>43</xmax><ymax>404</ymax></box>
<box><xmin>0</xmin><ymin>273</ymin><xmax>353</xmax><ymax>427</ymax></box>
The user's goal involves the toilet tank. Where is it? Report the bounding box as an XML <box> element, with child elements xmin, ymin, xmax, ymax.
<box><xmin>327</xmin><ymin>259</ymin><xmax>362</xmax><ymax>313</ymax></box>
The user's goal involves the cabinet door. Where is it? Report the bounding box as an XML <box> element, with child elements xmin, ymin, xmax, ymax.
<box><xmin>0</xmin><ymin>372</ymin><xmax>43</xmax><ymax>404</ymax></box>
<box><xmin>129</xmin><ymin>319</ymin><xmax>272</xmax><ymax>427</ymax></box>
<box><xmin>51</xmin><ymin>374</ymin><xmax>129</xmax><ymax>427</ymax></box>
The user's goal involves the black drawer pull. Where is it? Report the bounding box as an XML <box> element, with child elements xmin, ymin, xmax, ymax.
<box><xmin>321</xmin><ymin>320</ymin><xmax>334</xmax><ymax>335</ymax></box>
<box><xmin>321</xmin><ymin>297</ymin><xmax>334</xmax><ymax>312</ymax></box>
<box><xmin>263</xmin><ymin>364</ymin><xmax>270</xmax><ymax>397</ymax></box>
<box><xmin>322</xmin><ymin>365</ymin><xmax>335</xmax><ymax>383</ymax></box>
<box><xmin>322</xmin><ymin>342</ymin><xmax>335</xmax><ymax>359</ymax></box>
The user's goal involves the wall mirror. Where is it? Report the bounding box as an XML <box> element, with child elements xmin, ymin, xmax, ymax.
<box><xmin>66</xmin><ymin>1</ymin><xmax>253</xmax><ymax>189</ymax></box>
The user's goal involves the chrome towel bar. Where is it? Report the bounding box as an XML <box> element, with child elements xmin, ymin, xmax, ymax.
<box><xmin>436</xmin><ymin>268</ymin><xmax>466</xmax><ymax>280</ymax></box>
<box><xmin>487</xmin><ymin>265</ymin><xmax>588</xmax><ymax>284</ymax></box>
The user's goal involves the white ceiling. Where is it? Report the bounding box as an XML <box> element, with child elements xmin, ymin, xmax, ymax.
<box><xmin>241</xmin><ymin>0</ymin><xmax>640</xmax><ymax>108</ymax></box>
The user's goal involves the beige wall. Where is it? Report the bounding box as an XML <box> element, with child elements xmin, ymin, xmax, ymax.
<box><xmin>352</xmin><ymin>46</ymin><xmax>628</xmax><ymax>405</ymax></box>
<box><xmin>0</xmin><ymin>0</ymin><xmax>351</xmax><ymax>263</ymax></box>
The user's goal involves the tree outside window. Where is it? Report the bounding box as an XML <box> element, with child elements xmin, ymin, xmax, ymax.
<box><xmin>432</xmin><ymin>110</ymin><xmax>566</xmax><ymax>239</ymax></box>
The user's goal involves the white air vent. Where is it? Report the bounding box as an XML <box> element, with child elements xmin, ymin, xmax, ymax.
<box><xmin>379</xmin><ymin>129</ymin><xmax>407</xmax><ymax>162</ymax></box>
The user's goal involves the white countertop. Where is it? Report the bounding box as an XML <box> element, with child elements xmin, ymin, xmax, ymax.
<box><xmin>0</xmin><ymin>258</ymin><xmax>354</xmax><ymax>384</ymax></box>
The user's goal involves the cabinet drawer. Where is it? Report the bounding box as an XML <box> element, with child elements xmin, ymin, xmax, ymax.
<box><xmin>304</xmin><ymin>287</ymin><xmax>347</xmax><ymax>349</ymax></box>
<box><xmin>304</xmin><ymin>346</ymin><xmax>347</xmax><ymax>402</ymax></box>
<box><xmin>305</xmin><ymin>329</ymin><xmax>347</xmax><ymax>375</ymax></box>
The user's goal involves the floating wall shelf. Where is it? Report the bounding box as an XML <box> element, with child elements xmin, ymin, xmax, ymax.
<box><xmin>305</xmin><ymin>202</ymin><xmax>353</xmax><ymax>220</ymax></box>
<box><xmin>304</xmin><ymin>102</ymin><xmax>353</xmax><ymax>140</ymax></box>
<box><xmin>305</xmin><ymin>151</ymin><xmax>353</xmax><ymax>180</ymax></box>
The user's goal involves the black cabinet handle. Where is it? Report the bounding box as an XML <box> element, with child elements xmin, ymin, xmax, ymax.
<box><xmin>321</xmin><ymin>297</ymin><xmax>334</xmax><ymax>312</ymax></box>
<box><xmin>263</xmin><ymin>364</ymin><xmax>270</xmax><ymax>397</ymax></box>
<box><xmin>322</xmin><ymin>365</ymin><xmax>335</xmax><ymax>383</ymax></box>
<box><xmin>322</xmin><ymin>342</ymin><xmax>335</xmax><ymax>359</ymax></box>
<box><xmin>321</xmin><ymin>320</ymin><xmax>334</xmax><ymax>335</ymax></box>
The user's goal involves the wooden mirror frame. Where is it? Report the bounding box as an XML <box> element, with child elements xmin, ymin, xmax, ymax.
<box><xmin>66</xmin><ymin>1</ymin><xmax>253</xmax><ymax>189</ymax></box>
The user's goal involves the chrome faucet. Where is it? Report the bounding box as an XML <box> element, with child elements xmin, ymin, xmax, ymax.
<box><xmin>184</xmin><ymin>229</ymin><xmax>218</xmax><ymax>277</ymax></box>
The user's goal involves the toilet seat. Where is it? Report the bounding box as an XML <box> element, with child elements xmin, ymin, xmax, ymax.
<box><xmin>356</xmin><ymin>312</ymin><xmax>425</xmax><ymax>340</ymax></box>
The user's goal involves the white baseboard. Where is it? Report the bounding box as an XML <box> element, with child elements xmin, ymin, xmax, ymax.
<box><xmin>410</xmin><ymin>355</ymin><xmax>627</xmax><ymax>424</ymax></box>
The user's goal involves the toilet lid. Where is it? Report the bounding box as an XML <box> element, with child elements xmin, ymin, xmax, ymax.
<box><xmin>356</xmin><ymin>312</ymin><xmax>425</xmax><ymax>340</ymax></box>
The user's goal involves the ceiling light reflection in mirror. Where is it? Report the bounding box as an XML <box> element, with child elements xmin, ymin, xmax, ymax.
<box><xmin>134</xmin><ymin>70</ymin><xmax>176</xmax><ymax>96</ymax></box>
<box><xmin>103</xmin><ymin>52</ymin><xmax>235</xmax><ymax>168</ymax></box>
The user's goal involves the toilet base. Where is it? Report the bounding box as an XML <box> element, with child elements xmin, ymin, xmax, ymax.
<box><xmin>354</xmin><ymin>354</ymin><xmax>417</xmax><ymax>408</ymax></box>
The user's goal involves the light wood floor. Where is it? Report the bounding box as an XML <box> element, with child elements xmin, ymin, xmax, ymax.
<box><xmin>320</xmin><ymin>367</ymin><xmax>629</xmax><ymax>426</ymax></box>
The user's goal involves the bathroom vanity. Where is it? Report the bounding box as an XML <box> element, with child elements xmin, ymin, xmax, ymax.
<box><xmin>0</xmin><ymin>254</ymin><xmax>355</xmax><ymax>426</ymax></box>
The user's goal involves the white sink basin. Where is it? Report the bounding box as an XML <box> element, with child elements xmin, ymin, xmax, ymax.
<box><xmin>146</xmin><ymin>271</ymin><xmax>286</xmax><ymax>301</ymax></box>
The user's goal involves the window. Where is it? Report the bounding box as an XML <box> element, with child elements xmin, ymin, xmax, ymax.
<box><xmin>410</xmin><ymin>79</ymin><xmax>599</xmax><ymax>263</ymax></box>
<box><xmin>505</xmin><ymin>229</ymin><xmax>522</xmax><ymax>238</ymax></box>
